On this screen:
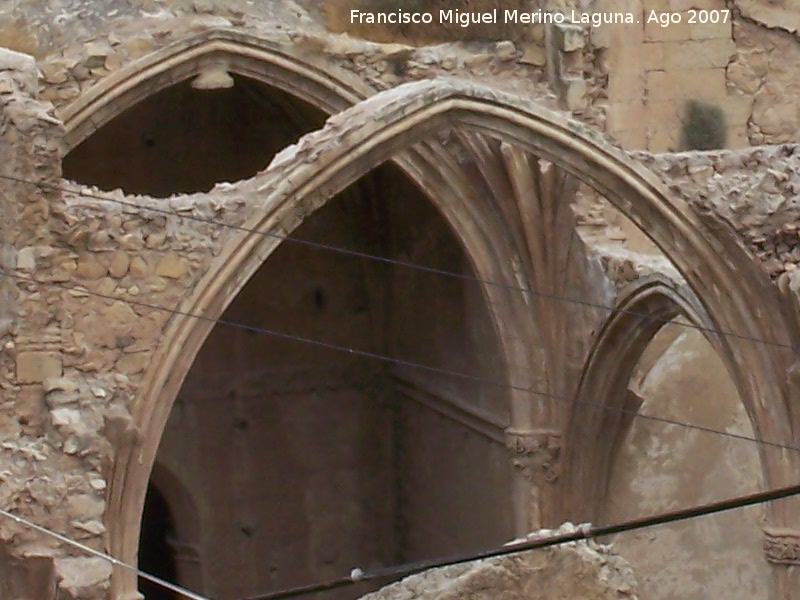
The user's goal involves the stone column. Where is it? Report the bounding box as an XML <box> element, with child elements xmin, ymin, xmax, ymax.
<box><xmin>505</xmin><ymin>428</ymin><xmax>561</xmax><ymax>535</ymax></box>
<box><xmin>764</xmin><ymin>527</ymin><xmax>800</xmax><ymax>600</ymax></box>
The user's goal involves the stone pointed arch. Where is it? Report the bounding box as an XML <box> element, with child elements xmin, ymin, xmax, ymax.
<box><xmin>60</xmin><ymin>28</ymin><xmax>367</xmax><ymax>153</ymax></box>
<box><xmin>60</xmin><ymin>29</ymin><xmax>543</xmax><ymax>430</ymax></box>
<box><xmin>558</xmin><ymin>273</ymin><xmax>720</xmax><ymax>521</ymax></box>
<box><xmin>67</xmin><ymin>38</ymin><xmax>541</xmax><ymax>598</ymax></box>
<box><xmin>104</xmin><ymin>77</ymin><xmax>796</xmax><ymax>597</ymax></box>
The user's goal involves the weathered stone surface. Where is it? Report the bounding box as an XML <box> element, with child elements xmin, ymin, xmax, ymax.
<box><xmin>361</xmin><ymin>524</ymin><xmax>638</xmax><ymax>600</ymax></box>
<box><xmin>16</xmin><ymin>351</ymin><xmax>63</xmax><ymax>384</ymax></box>
<box><xmin>107</xmin><ymin>250</ymin><xmax>130</xmax><ymax>278</ymax></box>
<box><xmin>0</xmin><ymin>2</ymin><xmax>798</xmax><ymax>600</ymax></box>
<box><xmin>154</xmin><ymin>253</ymin><xmax>189</xmax><ymax>279</ymax></box>
<box><xmin>54</xmin><ymin>557</ymin><xmax>113</xmax><ymax>598</ymax></box>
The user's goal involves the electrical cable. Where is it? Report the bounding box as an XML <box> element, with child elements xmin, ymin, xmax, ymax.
<box><xmin>0</xmin><ymin>506</ymin><xmax>211</xmax><ymax>600</ymax></box>
<box><xmin>2</xmin><ymin>267</ymin><xmax>798</xmax><ymax>454</ymax></box>
<box><xmin>1</xmin><ymin>482</ymin><xmax>798</xmax><ymax>600</ymax></box>
<box><xmin>1</xmin><ymin>173</ymin><xmax>794</xmax><ymax>353</ymax></box>
<box><xmin>244</xmin><ymin>481</ymin><xmax>800</xmax><ymax>600</ymax></box>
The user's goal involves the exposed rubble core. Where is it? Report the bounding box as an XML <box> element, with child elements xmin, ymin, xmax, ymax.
<box><xmin>360</xmin><ymin>524</ymin><xmax>638</xmax><ymax>600</ymax></box>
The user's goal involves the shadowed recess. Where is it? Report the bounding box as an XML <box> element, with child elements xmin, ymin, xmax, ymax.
<box><xmin>62</xmin><ymin>74</ymin><xmax>325</xmax><ymax>198</ymax></box>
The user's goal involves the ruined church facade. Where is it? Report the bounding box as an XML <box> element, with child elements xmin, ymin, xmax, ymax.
<box><xmin>1</xmin><ymin>1</ymin><xmax>800</xmax><ymax>599</ymax></box>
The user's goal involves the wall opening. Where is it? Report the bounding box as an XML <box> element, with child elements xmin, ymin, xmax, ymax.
<box><xmin>62</xmin><ymin>74</ymin><xmax>325</xmax><ymax>197</ymax></box>
<box><xmin>139</xmin><ymin>484</ymin><xmax>179</xmax><ymax>600</ymax></box>
<box><xmin>152</xmin><ymin>162</ymin><xmax>514</xmax><ymax>599</ymax></box>
<box><xmin>601</xmin><ymin>319</ymin><xmax>768</xmax><ymax>600</ymax></box>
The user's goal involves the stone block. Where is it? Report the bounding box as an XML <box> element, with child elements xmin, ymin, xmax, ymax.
<box><xmin>608</xmin><ymin>127</ymin><xmax>648</xmax><ymax>150</ymax></box>
<box><xmin>726</xmin><ymin>124</ymin><xmax>749</xmax><ymax>149</ymax></box>
<box><xmin>669</xmin><ymin>0</ymin><xmax>727</xmax><ymax>9</ymax></box>
<box><xmin>641</xmin><ymin>42</ymin><xmax>665</xmax><ymax>70</ymax></box>
<box><xmin>564</xmin><ymin>78</ymin><xmax>588</xmax><ymax>111</ymax></box>
<box><xmin>16</xmin><ymin>246</ymin><xmax>35</xmax><ymax>270</ymax></box>
<box><xmin>17</xmin><ymin>351</ymin><xmax>63</xmax><ymax>384</ymax></box>
<box><xmin>609</xmin><ymin>67</ymin><xmax>645</xmax><ymax>103</ymax></box>
<box><xmin>15</xmin><ymin>385</ymin><xmax>45</xmax><ymax>429</ymax></box>
<box><xmin>607</xmin><ymin>100</ymin><xmax>647</xmax><ymax>135</ymax></box>
<box><xmin>647</xmin><ymin>121</ymin><xmax>681</xmax><ymax>152</ymax></box>
<box><xmin>646</xmin><ymin>100</ymin><xmax>683</xmax><ymax>151</ymax></box>
<box><xmin>719</xmin><ymin>94</ymin><xmax>754</xmax><ymax>129</ymax></box>
<box><xmin>645</xmin><ymin>12</ymin><xmax>692</xmax><ymax>41</ymax></box>
<box><xmin>689</xmin><ymin>17</ymin><xmax>732</xmax><ymax>40</ymax></box>
<box><xmin>662</xmin><ymin>39</ymin><xmax>735</xmax><ymax>69</ymax></box>
<box><xmin>0</xmin><ymin>48</ymin><xmax>37</xmax><ymax>92</ymax></box>
<box><xmin>646</xmin><ymin>68</ymin><xmax>726</xmax><ymax>101</ymax></box>
<box><xmin>552</xmin><ymin>23</ymin><xmax>585</xmax><ymax>52</ymax></box>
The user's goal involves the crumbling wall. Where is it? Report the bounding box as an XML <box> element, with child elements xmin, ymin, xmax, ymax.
<box><xmin>601</xmin><ymin>0</ymin><xmax>800</xmax><ymax>150</ymax></box>
<box><xmin>633</xmin><ymin>145</ymin><xmax>800</xmax><ymax>282</ymax></box>
<box><xmin>0</xmin><ymin>48</ymin><xmax>123</xmax><ymax>599</ymax></box>
<box><xmin>360</xmin><ymin>524</ymin><xmax>638</xmax><ymax>600</ymax></box>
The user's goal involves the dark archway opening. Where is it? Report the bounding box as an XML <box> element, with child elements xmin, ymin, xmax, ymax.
<box><xmin>139</xmin><ymin>484</ymin><xmax>179</xmax><ymax>600</ymax></box>
<box><xmin>154</xmin><ymin>162</ymin><xmax>514</xmax><ymax>598</ymax></box>
<box><xmin>62</xmin><ymin>74</ymin><xmax>325</xmax><ymax>197</ymax></box>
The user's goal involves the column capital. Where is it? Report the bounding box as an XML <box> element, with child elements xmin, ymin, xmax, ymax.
<box><xmin>505</xmin><ymin>428</ymin><xmax>561</xmax><ymax>484</ymax></box>
<box><xmin>764</xmin><ymin>527</ymin><xmax>800</xmax><ymax>566</ymax></box>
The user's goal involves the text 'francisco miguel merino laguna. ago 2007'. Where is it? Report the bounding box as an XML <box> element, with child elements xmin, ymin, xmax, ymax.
<box><xmin>348</xmin><ymin>8</ymin><xmax>640</xmax><ymax>27</ymax></box>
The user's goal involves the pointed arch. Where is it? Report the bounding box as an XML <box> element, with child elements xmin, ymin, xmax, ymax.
<box><xmin>558</xmin><ymin>274</ymin><xmax>721</xmax><ymax>520</ymax></box>
<box><xmin>62</xmin><ymin>37</ymin><xmax>542</xmax><ymax>598</ymax></box>
<box><xmin>90</xmin><ymin>75</ymin><xmax>794</xmax><ymax>596</ymax></box>
<box><xmin>60</xmin><ymin>28</ymin><xmax>366</xmax><ymax>153</ymax></box>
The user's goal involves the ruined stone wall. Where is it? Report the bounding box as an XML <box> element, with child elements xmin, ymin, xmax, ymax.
<box><xmin>602</xmin><ymin>0</ymin><xmax>800</xmax><ymax>150</ymax></box>
<box><xmin>0</xmin><ymin>1</ymin><xmax>798</xmax><ymax>598</ymax></box>
<box><xmin>360</xmin><ymin>524</ymin><xmax>639</xmax><ymax>600</ymax></box>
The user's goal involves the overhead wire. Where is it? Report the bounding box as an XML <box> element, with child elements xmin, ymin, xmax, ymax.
<box><xmin>3</xmin><ymin>267</ymin><xmax>799</xmax><ymax>454</ymax></box>
<box><xmin>2</xmin><ymin>481</ymin><xmax>799</xmax><ymax>600</ymax></box>
<box><xmin>244</xmin><ymin>481</ymin><xmax>800</xmax><ymax>599</ymax></box>
<box><xmin>1</xmin><ymin>180</ymin><xmax>798</xmax><ymax>600</ymax></box>
<box><xmin>0</xmin><ymin>506</ymin><xmax>211</xmax><ymax>600</ymax></box>
<box><xmin>0</xmin><ymin>172</ymin><xmax>795</xmax><ymax>353</ymax></box>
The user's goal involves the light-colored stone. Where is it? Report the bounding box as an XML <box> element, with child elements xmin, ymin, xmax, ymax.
<box><xmin>155</xmin><ymin>253</ymin><xmax>189</xmax><ymax>279</ymax></box>
<box><xmin>115</xmin><ymin>352</ymin><xmax>150</xmax><ymax>375</ymax></box>
<box><xmin>107</xmin><ymin>250</ymin><xmax>130</xmax><ymax>278</ymax></box>
<box><xmin>17</xmin><ymin>352</ymin><xmax>63</xmax><ymax>384</ymax></box>
<box><xmin>75</xmin><ymin>254</ymin><xmax>107</xmax><ymax>279</ymax></box>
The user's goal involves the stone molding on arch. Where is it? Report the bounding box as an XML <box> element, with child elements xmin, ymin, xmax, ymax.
<box><xmin>59</xmin><ymin>28</ymin><xmax>370</xmax><ymax>153</ymax></box>
<box><xmin>557</xmin><ymin>273</ymin><xmax>719</xmax><ymax>522</ymax></box>
<box><xmin>102</xmin><ymin>77</ymin><xmax>797</xmax><ymax>598</ymax></box>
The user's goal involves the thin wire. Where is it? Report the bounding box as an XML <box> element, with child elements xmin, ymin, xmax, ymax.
<box><xmin>0</xmin><ymin>507</ymin><xmax>212</xmax><ymax>600</ymax></box>
<box><xmin>3</xmin><ymin>482</ymin><xmax>798</xmax><ymax>600</ymax></box>
<box><xmin>244</xmin><ymin>481</ymin><xmax>800</xmax><ymax>600</ymax></box>
<box><xmin>1</xmin><ymin>173</ymin><xmax>793</xmax><ymax>353</ymax></box>
<box><xmin>3</xmin><ymin>268</ymin><xmax>798</xmax><ymax>453</ymax></box>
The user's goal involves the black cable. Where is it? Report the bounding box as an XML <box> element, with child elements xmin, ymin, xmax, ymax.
<box><xmin>1</xmin><ymin>173</ymin><xmax>793</xmax><ymax>353</ymax></box>
<box><xmin>244</xmin><ymin>481</ymin><xmax>800</xmax><ymax>600</ymax></box>
<box><xmin>3</xmin><ymin>268</ymin><xmax>798</xmax><ymax>453</ymax></box>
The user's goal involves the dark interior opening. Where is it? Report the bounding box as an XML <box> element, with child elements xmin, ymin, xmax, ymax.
<box><xmin>139</xmin><ymin>484</ymin><xmax>179</xmax><ymax>600</ymax></box>
<box><xmin>152</xmin><ymin>162</ymin><xmax>514</xmax><ymax>599</ymax></box>
<box><xmin>62</xmin><ymin>74</ymin><xmax>325</xmax><ymax>198</ymax></box>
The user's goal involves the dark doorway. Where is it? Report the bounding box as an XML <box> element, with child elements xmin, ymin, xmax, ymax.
<box><xmin>139</xmin><ymin>484</ymin><xmax>179</xmax><ymax>600</ymax></box>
